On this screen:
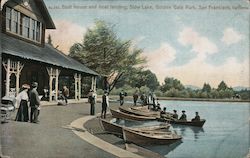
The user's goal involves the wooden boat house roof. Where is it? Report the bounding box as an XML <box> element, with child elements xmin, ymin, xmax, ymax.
<box><xmin>2</xmin><ymin>33</ymin><xmax>99</xmax><ymax>76</ymax></box>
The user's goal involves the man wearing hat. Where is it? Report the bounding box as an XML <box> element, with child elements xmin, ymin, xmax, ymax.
<box><xmin>192</xmin><ymin>112</ymin><xmax>200</xmax><ymax>122</ymax></box>
<box><xmin>29</xmin><ymin>82</ymin><xmax>40</xmax><ymax>123</ymax></box>
<box><xmin>101</xmin><ymin>90</ymin><xmax>109</xmax><ymax>119</ymax></box>
<box><xmin>179</xmin><ymin>110</ymin><xmax>187</xmax><ymax>121</ymax></box>
<box><xmin>173</xmin><ymin>110</ymin><xmax>178</xmax><ymax>119</ymax></box>
<box><xmin>88</xmin><ymin>89</ymin><xmax>97</xmax><ymax>115</ymax></box>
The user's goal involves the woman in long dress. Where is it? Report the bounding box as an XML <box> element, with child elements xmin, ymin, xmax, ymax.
<box><xmin>15</xmin><ymin>84</ymin><xmax>30</xmax><ymax>122</ymax></box>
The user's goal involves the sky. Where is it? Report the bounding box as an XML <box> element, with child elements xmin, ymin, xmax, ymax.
<box><xmin>44</xmin><ymin>0</ymin><xmax>250</xmax><ymax>88</ymax></box>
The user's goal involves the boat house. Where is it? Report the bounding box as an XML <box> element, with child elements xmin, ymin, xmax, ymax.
<box><xmin>0</xmin><ymin>0</ymin><xmax>98</xmax><ymax>102</ymax></box>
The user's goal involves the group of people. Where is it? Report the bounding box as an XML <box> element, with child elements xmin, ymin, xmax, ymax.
<box><xmin>119</xmin><ymin>90</ymin><xmax>159</xmax><ymax>107</ymax></box>
<box><xmin>87</xmin><ymin>89</ymin><xmax>109</xmax><ymax>119</ymax></box>
<box><xmin>15</xmin><ymin>82</ymin><xmax>40</xmax><ymax>123</ymax></box>
<box><xmin>133</xmin><ymin>91</ymin><xmax>158</xmax><ymax>107</ymax></box>
<box><xmin>88</xmin><ymin>89</ymin><xmax>201</xmax><ymax>122</ymax></box>
<box><xmin>160</xmin><ymin>108</ymin><xmax>200</xmax><ymax>122</ymax></box>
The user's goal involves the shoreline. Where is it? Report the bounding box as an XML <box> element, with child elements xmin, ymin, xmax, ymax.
<box><xmin>107</xmin><ymin>95</ymin><xmax>250</xmax><ymax>103</ymax></box>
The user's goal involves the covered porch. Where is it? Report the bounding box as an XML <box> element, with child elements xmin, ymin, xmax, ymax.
<box><xmin>1</xmin><ymin>33</ymin><xmax>98</xmax><ymax>102</ymax></box>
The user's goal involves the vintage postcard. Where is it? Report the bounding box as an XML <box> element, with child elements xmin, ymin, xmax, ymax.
<box><xmin>0</xmin><ymin>0</ymin><xmax>249</xmax><ymax>158</ymax></box>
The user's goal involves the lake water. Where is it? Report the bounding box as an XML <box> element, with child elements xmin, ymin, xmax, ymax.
<box><xmin>115</xmin><ymin>100</ymin><xmax>250</xmax><ymax>158</ymax></box>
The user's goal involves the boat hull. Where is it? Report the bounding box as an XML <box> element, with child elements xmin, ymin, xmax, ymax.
<box><xmin>123</xmin><ymin>128</ymin><xmax>182</xmax><ymax>145</ymax></box>
<box><xmin>110</xmin><ymin>108</ymin><xmax>156</xmax><ymax>121</ymax></box>
<box><xmin>119</xmin><ymin>106</ymin><xmax>160</xmax><ymax>117</ymax></box>
<box><xmin>100</xmin><ymin>119</ymin><xmax>123</xmax><ymax>135</ymax></box>
<box><xmin>170</xmin><ymin>119</ymin><xmax>206</xmax><ymax>127</ymax></box>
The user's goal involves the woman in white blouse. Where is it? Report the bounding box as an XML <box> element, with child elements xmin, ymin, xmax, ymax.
<box><xmin>15</xmin><ymin>84</ymin><xmax>30</xmax><ymax>122</ymax></box>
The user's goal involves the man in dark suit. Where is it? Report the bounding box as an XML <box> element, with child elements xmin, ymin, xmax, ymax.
<box><xmin>30</xmin><ymin>82</ymin><xmax>40</xmax><ymax>123</ymax></box>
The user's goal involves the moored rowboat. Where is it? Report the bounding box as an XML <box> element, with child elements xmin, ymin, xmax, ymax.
<box><xmin>100</xmin><ymin>118</ymin><xmax>171</xmax><ymax>136</ymax></box>
<box><xmin>123</xmin><ymin>127</ymin><xmax>182</xmax><ymax>145</ymax></box>
<box><xmin>119</xmin><ymin>106</ymin><xmax>160</xmax><ymax>117</ymax></box>
<box><xmin>110</xmin><ymin>108</ymin><xmax>156</xmax><ymax>121</ymax></box>
<box><xmin>100</xmin><ymin>118</ymin><xmax>123</xmax><ymax>136</ymax></box>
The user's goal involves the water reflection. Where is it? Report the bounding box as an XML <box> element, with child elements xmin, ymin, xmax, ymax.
<box><xmin>144</xmin><ymin>140</ymin><xmax>183</xmax><ymax>157</ymax></box>
<box><xmin>171</xmin><ymin>124</ymin><xmax>205</xmax><ymax>141</ymax></box>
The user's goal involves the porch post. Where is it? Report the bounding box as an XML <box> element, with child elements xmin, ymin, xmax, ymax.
<box><xmin>16</xmin><ymin>62</ymin><xmax>20</xmax><ymax>94</ymax></box>
<box><xmin>78</xmin><ymin>74</ymin><xmax>81</xmax><ymax>99</ymax></box>
<box><xmin>74</xmin><ymin>73</ymin><xmax>78</xmax><ymax>100</ymax></box>
<box><xmin>55</xmin><ymin>69</ymin><xmax>59</xmax><ymax>101</ymax></box>
<box><xmin>5</xmin><ymin>59</ymin><xmax>10</xmax><ymax>96</ymax></box>
<box><xmin>91</xmin><ymin>76</ymin><xmax>94</xmax><ymax>90</ymax></box>
<box><xmin>91</xmin><ymin>76</ymin><xmax>97</xmax><ymax>92</ymax></box>
<box><xmin>49</xmin><ymin>68</ymin><xmax>53</xmax><ymax>102</ymax></box>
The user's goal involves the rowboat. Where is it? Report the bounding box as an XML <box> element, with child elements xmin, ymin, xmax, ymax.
<box><xmin>131</xmin><ymin>124</ymin><xmax>170</xmax><ymax>132</ymax></box>
<box><xmin>123</xmin><ymin>127</ymin><xmax>182</xmax><ymax>145</ymax></box>
<box><xmin>100</xmin><ymin>119</ymin><xmax>171</xmax><ymax>136</ymax></box>
<box><xmin>170</xmin><ymin>119</ymin><xmax>206</xmax><ymax>127</ymax></box>
<box><xmin>130</xmin><ymin>106</ymin><xmax>149</xmax><ymax>111</ymax></box>
<box><xmin>119</xmin><ymin>106</ymin><xmax>160</xmax><ymax>117</ymax></box>
<box><xmin>159</xmin><ymin>118</ymin><xmax>206</xmax><ymax>127</ymax></box>
<box><xmin>100</xmin><ymin>118</ymin><xmax>123</xmax><ymax>136</ymax></box>
<box><xmin>110</xmin><ymin>108</ymin><xmax>156</xmax><ymax>121</ymax></box>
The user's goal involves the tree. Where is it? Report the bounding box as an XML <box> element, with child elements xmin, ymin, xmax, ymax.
<box><xmin>217</xmin><ymin>81</ymin><xmax>228</xmax><ymax>91</ymax></box>
<box><xmin>202</xmin><ymin>83</ymin><xmax>211</xmax><ymax>92</ymax></box>
<box><xmin>161</xmin><ymin>77</ymin><xmax>185</xmax><ymax>92</ymax></box>
<box><xmin>69</xmin><ymin>20</ymin><xmax>146</xmax><ymax>91</ymax></box>
<box><xmin>47</xmin><ymin>34</ymin><xmax>53</xmax><ymax>46</ymax></box>
<box><xmin>124</xmin><ymin>69</ymin><xmax>159</xmax><ymax>90</ymax></box>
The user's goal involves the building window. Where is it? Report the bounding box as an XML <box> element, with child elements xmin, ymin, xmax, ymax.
<box><xmin>22</xmin><ymin>16</ymin><xmax>30</xmax><ymax>38</ymax></box>
<box><xmin>36</xmin><ymin>21</ymin><xmax>41</xmax><ymax>42</ymax></box>
<box><xmin>5</xmin><ymin>6</ymin><xmax>42</xmax><ymax>43</ymax></box>
<box><xmin>12</xmin><ymin>10</ymin><xmax>19</xmax><ymax>34</ymax></box>
<box><xmin>6</xmin><ymin>7</ymin><xmax>11</xmax><ymax>31</ymax></box>
<box><xmin>30</xmin><ymin>19</ymin><xmax>36</xmax><ymax>40</ymax></box>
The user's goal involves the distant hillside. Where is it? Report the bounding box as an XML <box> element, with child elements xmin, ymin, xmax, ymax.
<box><xmin>185</xmin><ymin>85</ymin><xmax>200</xmax><ymax>90</ymax></box>
<box><xmin>233</xmin><ymin>86</ymin><xmax>250</xmax><ymax>91</ymax></box>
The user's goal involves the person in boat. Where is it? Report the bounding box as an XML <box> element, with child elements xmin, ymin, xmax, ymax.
<box><xmin>179</xmin><ymin>110</ymin><xmax>187</xmax><ymax>121</ymax></box>
<box><xmin>101</xmin><ymin>90</ymin><xmax>109</xmax><ymax>119</ymax></box>
<box><xmin>173</xmin><ymin>110</ymin><xmax>178</xmax><ymax>119</ymax></box>
<box><xmin>15</xmin><ymin>84</ymin><xmax>30</xmax><ymax>122</ymax></box>
<box><xmin>191</xmin><ymin>112</ymin><xmax>200</xmax><ymax>121</ymax></box>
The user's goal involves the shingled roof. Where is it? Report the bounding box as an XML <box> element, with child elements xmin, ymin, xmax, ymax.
<box><xmin>2</xmin><ymin>33</ymin><xmax>98</xmax><ymax>76</ymax></box>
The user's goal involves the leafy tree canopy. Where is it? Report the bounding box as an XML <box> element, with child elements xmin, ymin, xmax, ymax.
<box><xmin>217</xmin><ymin>81</ymin><xmax>228</xmax><ymax>91</ymax></box>
<box><xmin>202</xmin><ymin>83</ymin><xmax>212</xmax><ymax>92</ymax></box>
<box><xmin>116</xmin><ymin>68</ymin><xmax>159</xmax><ymax>91</ymax></box>
<box><xmin>69</xmin><ymin>20</ymin><xmax>146</xmax><ymax>91</ymax></box>
<box><xmin>161</xmin><ymin>77</ymin><xmax>185</xmax><ymax>92</ymax></box>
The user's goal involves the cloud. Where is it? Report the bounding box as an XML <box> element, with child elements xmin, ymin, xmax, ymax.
<box><xmin>145</xmin><ymin>37</ymin><xmax>249</xmax><ymax>87</ymax></box>
<box><xmin>221</xmin><ymin>28</ymin><xmax>243</xmax><ymax>45</ymax></box>
<box><xmin>46</xmin><ymin>20</ymin><xmax>87</xmax><ymax>54</ymax></box>
<box><xmin>144</xmin><ymin>43</ymin><xmax>176</xmax><ymax>81</ymax></box>
<box><xmin>152</xmin><ymin>55</ymin><xmax>249</xmax><ymax>88</ymax></box>
<box><xmin>178</xmin><ymin>27</ymin><xmax>218</xmax><ymax>55</ymax></box>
